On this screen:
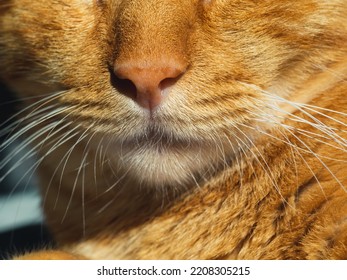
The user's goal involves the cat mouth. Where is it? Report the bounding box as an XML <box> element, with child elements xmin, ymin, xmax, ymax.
<box><xmin>119</xmin><ymin>125</ymin><xmax>193</xmax><ymax>152</ymax></box>
<box><xmin>103</xmin><ymin>123</ymin><xmax>221</xmax><ymax>187</ymax></box>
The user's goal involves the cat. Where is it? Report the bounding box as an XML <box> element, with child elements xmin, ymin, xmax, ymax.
<box><xmin>1</xmin><ymin>0</ymin><xmax>347</xmax><ymax>259</ymax></box>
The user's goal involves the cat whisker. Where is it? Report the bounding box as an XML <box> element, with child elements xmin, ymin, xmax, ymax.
<box><xmin>60</xmin><ymin>124</ymin><xmax>95</xmax><ymax>223</ymax></box>
<box><xmin>259</xmin><ymin>88</ymin><xmax>347</xmax><ymax>127</ymax></box>
<box><xmin>103</xmin><ymin>162</ymin><xmax>130</xmax><ymax>193</ymax></box>
<box><xmin>0</xmin><ymin>110</ymin><xmax>72</xmax><ymax>182</ymax></box>
<box><xmin>92</xmin><ymin>132</ymin><xmax>108</xmax><ymax>195</ymax></box>
<box><xmin>263</xmin><ymin>94</ymin><xmax>347</xmax><ymax>142</ymax></box>
<box><xmin>251</xmin><ymin>110</ymin><xmax>347</xmax><ymax>159</ymax></box>
<box><xmin>62</xmin><ymin>150</ymin><xmax>89</xmax><ymax>223</ymax></box>
<box><xmin>81</xmin><ymin>150</ymin><xmax>88</xmax><ymax>237</ymax></box>
<box><xmin>2</xmin><ymin>120</ymin><xmax>76</xmax><ymax>196</ymax></box>
<box><xmin>281</xmin><ymin>126</ymin><xmax>346</xmax><ymax>193</ymax></box>
<box><xmin>0</xmin><ymin>105</ymin><xmax>58</xmax><ymax>139</ymax></box>
<box><xmin>0</xmin><ymin>90</ymin><xmax>66</xmax><ymax>137</ymax></box>
<box><xmin>42</xmin><ymin>126</ymin><xmax>84</xmax><ymax>211</ymax></box>
<box><xmin>0</xmin><ymin>105</ymin><xmax>68</xmax><ymax>150</ymax></box>
<box><xmin>238</xmin><ymin>108</ymin><xmax>346</xmax><ymax>195</ymax></box>
<box><xmin>0</xmin><ymin>114</ymin><xmax>81</xmax><ymax>217</ymax></box>
<box><xmin>236</xmin><ymin>119</ymin><xmax>328</xmax><ymax>198</ymax></box>
<box><xmin>241</xmin><ymin>83</ymin><xmax>347</xmax><ymax>151</ymax></box>
<box><xmin>95</xmin><ymin>164</ymin><xmax>134</xmax><ymax>215</ymax></box>
<box><xmin>311</xmin><ymin>63</ymin><xmax>347</xmax><ymax>83</ymax></box>
<box><xmin>40</xmin><ymin>123</ymin><xmax>86</xmax><ymax>211</ymax></box>
<box><xmin>223</xmin><ymin>135</ymin><xmax>245</xmax><ymax>187</ymax></box>
<box><xmin>225</xmin><ymin>119</ymin><xmax>292</xmax><ymax>208</ymax></box>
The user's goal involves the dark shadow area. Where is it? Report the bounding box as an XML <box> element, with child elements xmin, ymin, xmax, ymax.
<box><xmin>0</xmin><ymin>224</ymin><xmax>53</xmax><ymax>259</ymax></box>
<box><xmin>0</xmin><ymin>82</ymin><xmax>53</xmax><ymax>259</ymax></box>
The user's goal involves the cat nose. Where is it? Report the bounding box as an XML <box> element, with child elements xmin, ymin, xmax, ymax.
<box><xmin>113</xmin><ymin>60</ymin><xmax>187</xmax><ymax>110</ymax></box>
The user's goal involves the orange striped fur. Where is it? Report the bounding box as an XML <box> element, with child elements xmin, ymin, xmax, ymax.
<box><xmin>1</xmin><ymin>0</ymin><xmax>347</xmax><ymax>259</ymax></box>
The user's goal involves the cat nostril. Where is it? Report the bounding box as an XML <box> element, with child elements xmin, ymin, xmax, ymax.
<box><xmin>113</xmin><ymin>60</ymin><xmax>187</xmax><ymax>110</ymax></box>
<box><xmin>110</xmin><ymin>75</ymin><xmax>137</xmax><ymax>102</ymax></box>
<box><xmin>159</xmin><ymin>76</ymin><xmax>182</xmax><ymax>91</ymax></box>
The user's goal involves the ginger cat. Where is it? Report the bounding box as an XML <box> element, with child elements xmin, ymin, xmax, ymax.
<box><xmin>1</xmin><ymin>0</ymin><xmax>347</xmax><ymax>259</ymax></box>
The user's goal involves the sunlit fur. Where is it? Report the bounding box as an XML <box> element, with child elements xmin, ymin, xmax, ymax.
<box><xmin>1</xmin><ymin>0</ymin><xmax>347</xmax><ymax>259</ymax></box>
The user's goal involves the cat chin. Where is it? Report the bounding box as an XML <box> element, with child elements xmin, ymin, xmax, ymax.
<box><xmin>107</xmin><ymin>142</ymin><xmax>224</xmax><ymax>188</ymax></box>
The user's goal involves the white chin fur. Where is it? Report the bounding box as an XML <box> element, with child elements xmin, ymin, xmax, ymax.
<box><xmin>108</xmin><ymin>143</ymin><xmax>222</xmax><ymax>188</ymax></box>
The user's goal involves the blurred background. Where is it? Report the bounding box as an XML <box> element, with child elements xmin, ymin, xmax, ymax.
<box><xmin>0</xmin><ymin>83</ymin><xmax>51</xmax><ymax>259</ymax></box>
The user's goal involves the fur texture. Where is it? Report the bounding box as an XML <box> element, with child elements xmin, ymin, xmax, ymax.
<box><xmin>1</xmin><ymin>0</ymin><xmax>347</xmax><ymax>259</ymax></box>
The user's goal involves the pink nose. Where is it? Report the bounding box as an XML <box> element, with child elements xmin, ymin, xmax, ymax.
<box><xmin>113</xmin><ymin>59</ymin><xmax>187</xmax><ymax>110</ymax></box>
